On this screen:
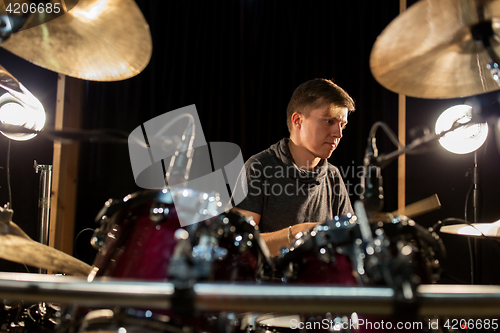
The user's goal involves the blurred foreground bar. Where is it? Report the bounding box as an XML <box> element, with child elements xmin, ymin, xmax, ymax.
<box><xmin>0</xmin><ymin>273</ymin><xmax>499</xmax><ymax>316</ymax></box>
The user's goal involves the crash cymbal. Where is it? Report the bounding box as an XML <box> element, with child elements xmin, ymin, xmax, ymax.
<box><xmin>0</xmin><ymin>0</ymin><xmax>152</xmax><ymax>81</ymax></box>
<box><xmin>0</xmin><ymin>233</ymin><xmax>92</xmax><ymax>276</ymax></box>
<box><xmin>370</xmin><ymin>0</ymin><xmax>500</xmax><ymax>98</ymax></box>
<box><xmin>441</xmin><ymin>220</ymin><xmax>500</xmax><ymax>238</ymax></box>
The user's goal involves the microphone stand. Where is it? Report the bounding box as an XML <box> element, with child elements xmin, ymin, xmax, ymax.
<box><xmin>357</xmin><ymin>122</ymin><xmax>468</xmax><ymax>309</ymax></box>
<box><xmin>34</xmin><ymin>161</ymin><xmax>52</xmax><ymax>274</ymax></box>
<box><xmin>164</xmin><ymin>114</ymin><xmax>196</xmax><ymax>186</ymax></box>
<box><xmin>364</xmin><ymin>120</ymin><xmax>486</xmax><ymax>287</ymax></box>
<box><xmin>364</xmin><ymin>120</ymin><xmax>471</xmax><ymax>178</ymax></box>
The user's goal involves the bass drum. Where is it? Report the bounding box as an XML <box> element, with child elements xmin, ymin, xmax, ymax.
<box><xmin>61</xmin><ymin>189</ymin><xmax>271</xmax><ymax>333</ymax></box>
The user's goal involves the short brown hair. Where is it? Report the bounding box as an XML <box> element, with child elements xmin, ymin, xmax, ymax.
<box><xmin>286</xmin><ymin>78</ymin><xmax>355</xmax><ymax>133</ymax></box>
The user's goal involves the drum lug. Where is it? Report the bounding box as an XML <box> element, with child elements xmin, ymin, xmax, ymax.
<box><xmin>91</xmin><ymin>215</ymin><xmax>113</xmax><ymax>250</ymax></box>
<box><xmin>192</xmin><ymin>235</ymin><xmax>228</xmax><ymax>261</ymax></box>
<box><xmin>149</xmin><ymin>203</ymin><xmax>170</xmax><ymax>223</ymax></box>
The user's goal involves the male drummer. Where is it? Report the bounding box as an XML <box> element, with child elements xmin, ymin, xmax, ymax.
<box><xmin>234</xmin><ymin>78</ymin><xmax>355</xmax><ymax>256</ymax></box>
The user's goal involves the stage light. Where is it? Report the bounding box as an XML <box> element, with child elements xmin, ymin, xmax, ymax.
<box><xmin>0</xmin><ymin>92</ymin><xmax>46</xmax><ymax>141</ymax></box>
<box><xmin>435</xmin><ymin>104</ymin><xmax>488</xmax><ymax>154</ymax></box>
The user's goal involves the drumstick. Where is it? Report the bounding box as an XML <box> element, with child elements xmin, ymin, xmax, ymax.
<box><xmin>391</xmin><ymin>194</ymin><xmax>441</xmax><ymax>218</ymax></box>
<box><xmin>354</xmin><ymin>201</ymin><xmax>373</xmax><ymax>243</ymax></box>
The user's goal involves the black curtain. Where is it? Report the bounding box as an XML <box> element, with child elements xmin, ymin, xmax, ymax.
<box><xmin>76</xmin><ymin>0</ymin><xmax>400</xmax><ymax>246</ymax></box>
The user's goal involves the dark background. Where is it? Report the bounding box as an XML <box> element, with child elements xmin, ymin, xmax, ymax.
<box><xmin>0</xmin><ymin>0</ymin><xmax>499</xmax><ymax>285</ymax></box>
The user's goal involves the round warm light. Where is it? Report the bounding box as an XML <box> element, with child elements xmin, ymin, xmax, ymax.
<box><xmin>0</xmin><ymin>93</ymin><xmax>46</xmax><ymax>141</ymax></box>
<box><xmin>435</xmin><ymin>105</ymin><xmax>488</xmax><ymax>154</ymax></box>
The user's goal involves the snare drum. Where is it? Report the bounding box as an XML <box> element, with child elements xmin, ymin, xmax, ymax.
<box><xmin>272</xmin><ymin>214</ymin><xmax>443</xmax><ymax>332</ymax></box>
<box><xmin>188</xmin><ymin>208</ymin><xmax>272</xmax><ymax>282</ymax></box>
<box><xmin>277</xmin><ymin>214</ymin><xmax>443</xmax><ymax>287</ymax></box>
<box><xmin>276</xmin><ymin>214</ymin><xmax>360</xmax><ymax>285</ymax></box>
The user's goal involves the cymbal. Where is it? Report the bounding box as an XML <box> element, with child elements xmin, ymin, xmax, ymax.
<box><xmin>370</xmin><ymin>0</ymin><xmax>500</xmax><ymax>98</ymax></box>
<box><xmin>0</xmin><ymin>0</ymin><xmax>152</xmax><ymax>81</ymax></box>
<box><xmin>0</xmin><ymin>123</ymin><xmax>129</xmax><ymax>143</ymax></box>
<box><xmin>441</xmin><ymin>220</ymin><xmax>500</xmax><ymax>238</ymax></box>
<box><xmin>0</xmin><ymin>233</ymin><xmax>92</xmax><ymax>276</ymax></box>
<box><xmin>1</xmin><ymin>206</ymin><xmax>91</xmax><ymax>276</ymax></box>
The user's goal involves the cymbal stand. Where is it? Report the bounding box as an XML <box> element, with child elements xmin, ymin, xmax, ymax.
<box><xmin>34</xmin><ymin>161</ymin><xmax>52</xmax><ymax>274</ymax></box>
<box><xmin>471</xmin><ymin>150</ymin><xmax>482</xmax><ymax>284</ymax></box>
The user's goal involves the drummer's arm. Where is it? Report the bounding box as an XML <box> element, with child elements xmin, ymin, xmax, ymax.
<box><xmin>235</xmin><ymin>208</ymin><xmax>319</xmax><ymax>257</ymax></box>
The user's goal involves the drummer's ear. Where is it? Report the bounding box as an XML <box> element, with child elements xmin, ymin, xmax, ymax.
<box><xmin>291</xmin><ymin>112</ymin><xmax>302</xmax><ymax>130</ymax></box>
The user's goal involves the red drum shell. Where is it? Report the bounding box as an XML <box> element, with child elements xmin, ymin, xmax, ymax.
<box><xmin>276</xmin><ymin>215</ymin><xmax>359</xmax><ymax>286</ymax></box>
<box><xmin>92</xmin><ymin>199</ymin><xmax>179</xmax><ymax>280</ymax></box>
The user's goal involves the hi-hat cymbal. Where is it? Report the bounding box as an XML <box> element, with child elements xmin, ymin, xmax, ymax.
<box><xmin>370</xmin><ymin>0</ymin><xmax>500</xmax><ymax>98</ymax></box>
<box><xmin>0</xmin><ymin>206</ymin><xmax>91</xmax><ymax>276</ymax></box>
<box><xmin>441</xmin><ymin>220</ymin><xmax>500</xmax><ymax>238</ymax></box>
<box><xmin>0</xmin><ymin>0</ymin><xmax>152</xmax><ymax>81</ymax></box>
<box><xmin>0</xmin><ymin>232</ymin><xmax>92</xmax><ymax>276</ymax></box>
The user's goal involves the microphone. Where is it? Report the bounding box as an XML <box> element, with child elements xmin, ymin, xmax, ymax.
<box><xmin>360</xmin><ymin>137</ymin><xmax>384</xmax><ymax>212</ymax></box>
<box><xmin>0</xmin><ymin>13</ymin><xmax>30</xmax><ymax>43</ymax></box>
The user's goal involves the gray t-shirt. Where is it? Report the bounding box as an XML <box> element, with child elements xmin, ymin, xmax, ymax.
<box><xmin>235</xmin><ymin>138</ymin><xmax>353</xmax><ymax>233</ymax></box>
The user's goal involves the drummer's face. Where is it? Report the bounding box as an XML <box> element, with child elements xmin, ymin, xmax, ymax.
<box><xmin>296</xmin><ymin>103</ymin><xmax>348</xmax><ymax>160</ymax></box>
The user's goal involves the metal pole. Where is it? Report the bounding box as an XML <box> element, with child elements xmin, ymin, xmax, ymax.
<box><xmin>1</xmin><ymin>274</ymin><xmax>500</xmax><ymax>317</ymax></box>
<box><xmin>34</xmin><ymin>160</ymin><xmax>53</xmax><ymax>274</ymax></box>
<box><xmin>472</xmin><ymin>151</ymin><xmax>482</xmax><ymax>284</ymax></box>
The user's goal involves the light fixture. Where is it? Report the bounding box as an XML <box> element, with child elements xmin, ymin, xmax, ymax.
<box><xmin>0</xmin><ymin>92</ymin><xmax>46</xmax><ymax>141</ymax></box>
<box><xmin>435</xmin><ymin>104</ymin><xmax>488</xmax><ymax>154</ymax></box>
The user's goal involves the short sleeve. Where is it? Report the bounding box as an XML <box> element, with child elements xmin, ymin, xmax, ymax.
<box><xmin>332</xmin><ymin>167</ymin><xmax>354</xmax><ymax>216</ymax></box>
<box><xmin>232</xmin><ymin>157</ymin><xmax>265</xmax><ymax>215</ymax></box>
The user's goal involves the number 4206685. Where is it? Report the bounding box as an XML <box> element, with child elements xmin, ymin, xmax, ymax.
<box><xmin>6</xmin><ymin>3</ymin><xmax>61</xmax><ymax>14</ymax></box>
<box><xmin>444</xmin><ymin>319</ymin><xmax>498</xmax><ymax>330</ymax></box>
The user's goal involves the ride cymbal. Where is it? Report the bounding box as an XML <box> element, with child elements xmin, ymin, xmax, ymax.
<box><xmin>0</xmin><ymin>0</ymin><xmax>152</xmax><ymax>81</ymax></box>
<box><xmin>370</xmin><ymin>0</ymin><xmax>500</xmax><ymax>98</ymax></box>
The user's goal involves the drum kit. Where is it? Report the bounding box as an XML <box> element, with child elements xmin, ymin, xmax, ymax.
<box><xmin>1</xmin><ymin>0</ymin><xmax>500</xmax><ymax>332</ymax></box>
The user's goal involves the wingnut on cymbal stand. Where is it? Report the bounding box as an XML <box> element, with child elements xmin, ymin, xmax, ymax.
<box><xmin>34</xmin><ymin>160</ymin><xmax>53</xmax><ymax>274</ymax></box>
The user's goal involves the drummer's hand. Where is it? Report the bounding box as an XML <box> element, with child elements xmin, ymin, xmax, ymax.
<box><xmin>260</xmin><ymin>222</ymin><xmax>320</xmax><ymax>257</ymax></box>
<box><xmin>233</xmin><ymin>208</ymin><xmax>319</xmax><ymax>257</ymax></box>
<box><xmin>234</xmin><ymin>208</ymin><xmax>261</xmax><ymax>225</ymax></box>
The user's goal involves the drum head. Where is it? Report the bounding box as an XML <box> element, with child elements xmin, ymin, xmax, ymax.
<box><xmin>255</xmin><ymin>314</ymin><xmax>302</xmax><ymax>333</ymax></box>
